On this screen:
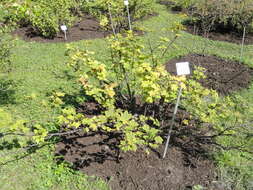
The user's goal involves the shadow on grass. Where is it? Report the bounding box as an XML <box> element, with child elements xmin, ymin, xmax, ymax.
<box><xmin>0</xmin><ymin>79</ymin><xmax>17</xmax><ymax>105</ymax></box>
<box><xmin>0</xmin><ymin>141</ymin><xmax>52</xmax><ymax>166</ymax></box>
<box><xmin>0</xmin><ymin>138</ymin><xmax>21</xmax><ymax>150</ymax></box>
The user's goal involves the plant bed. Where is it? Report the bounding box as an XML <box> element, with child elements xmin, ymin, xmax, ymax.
<box><xmin>11</xmin><ymin>15</ymin><xmax>111</xmax><ymax>43</ymax></box>
<box><xmin>55</xmin><ymin>103</ymin><xmax>218</xmax><ymax>190</ymax></box>
<box><xmin>185</xmin><ymin>24</ymin><xmax>253</xmax><ymax>45</ymax></box>
<box><xmin>166</xmin><ymin>54</ymin><xmax>253</xmax><ymax>95</ymax></box>
<box><xmin>11</xmin><ymin>14</ymin><xmax>145</xmax><ymax>43</ymax></box>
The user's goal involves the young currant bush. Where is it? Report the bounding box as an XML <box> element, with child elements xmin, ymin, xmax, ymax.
<box><xmin>81</xmin><ymin>0</ymin><xmax>156</xmax><ymax>32</ymax></box>
<box><xmin>61</xmin><ymin>31</ymin><xmax>241</xmax><ymax>154</ymax></box>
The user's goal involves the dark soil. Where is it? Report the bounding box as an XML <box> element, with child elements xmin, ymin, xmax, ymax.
<box><xmin>55</xmin><ymin>101</ymin><xmax>221</xmax><ymax>190</ymax></box>
<box><xmin>157</xmin><ymin>1</ymin><xmax>253</xmax><ymax>44</ymax></box>
<box><xmin>12</xmin><ymin>15</ymin><xmax>110</xmax><ymax>43</ymax></box>
<box><xmin>11</xmin><ymin>12</ymin><xmax>152</xmax><ymax>43</ymax></box>
<box><xmin>186</xmin><ymin>25</ymin><xmax>253</xmax><ymax>45</ymax></box>
<box><xmin>55</xmin><ymin>130</ymin><xmax>217</xmax><ymax>190</ymax></box>
<box><xmin>166</xmin><ymin>54</ymin><xmax>253</xmax><ymax>95</ymax></box>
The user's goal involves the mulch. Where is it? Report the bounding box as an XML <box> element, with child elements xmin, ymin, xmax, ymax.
<box><xmin>11</xmin><ymin>15</ymin><xmax>110</xmax><ymax>43</ymax></box>
<box><xmin>166</xmin><ymin>54</ymin><xmax>253</xmax><ymax>95</ymax></box>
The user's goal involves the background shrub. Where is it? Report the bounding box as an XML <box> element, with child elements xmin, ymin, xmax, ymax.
<box><xmin>81</xmin><ymin>0</ymin><xmax>156</xmax><ymax>32</ymax></box>
<box><xmin>2</xmin><ymin>0</ymin><xmax>156</xmax><ymax>37</ymax></box>
<box><xmin>3</xmin><ymin>0</ymin><xmax>76</xmax><ymax>38</ymax></box>
<box><xmin>186</xmin><ymin>0</ymin><xmax>253</xmax><ymax>34</ymax></box>
<box><xmin>29</xmin><ymin>0</ymin><xmax>76</xmax><ymax>38</ymax></box>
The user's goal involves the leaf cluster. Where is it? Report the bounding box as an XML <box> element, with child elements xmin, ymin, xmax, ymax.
<box><xmin>3</xmin><ymin>0</ymin><xmax>77</xmax><ymax>38</ymax></box>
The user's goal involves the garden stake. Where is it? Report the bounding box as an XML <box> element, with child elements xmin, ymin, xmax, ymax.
<box><xmin>163</xmin><ymin>61</ymin><xmax>190</xmax><ymax>159</ymax></box>
<box><xmin>162</xmin><ymin>82</ymin><xmax>183</xmax><ymax>159</ymax></box>
<box><xmin>64</xmin><ymin>31</ymin><xmax>67</xmax><ymax>41</ymax></box>
<box><xmin>124</xmin><ymin>0</ymin><xmax>132</xmax><ymax>30</ymax></box>
<box><xmin>60</xmin><ymin>25</ymin><xmax>68</xmax><ymax>41</ymax></box>
<box><xmin>240</xmin><ymin>26</ymin><xmax>246</xmax><ymax>61</ymax></box>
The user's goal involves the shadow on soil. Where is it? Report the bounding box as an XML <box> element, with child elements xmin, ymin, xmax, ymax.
<box><xmin>55</xmin><ymin>103</ymin><xmax>218</xmax><ymax>190</ymax></box>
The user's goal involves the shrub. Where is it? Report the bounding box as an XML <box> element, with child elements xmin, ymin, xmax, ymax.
<box><xmin>29</xmin><ymin>0</ymin><xmax>76</xmax><ymax>38</ymax></box>
<box><xmin>158</xmin><ymin>0</ymin><xmax>197</xmax><ymax>12</ymax></box>
<box><xmin>3</xmin><ymin>0</ymin><xmax>155</xmax><ymax>37</ymax></box>
<box><xmin>3</xmin><ymin>0</ymin><xmax>76</xmax><ymax>38</ymax></box>
<box><xmin>186</xmin><ymin>0</ymin><xmax>253</xmax><ymax>34</ymax></box>
<box><xmin>170</xmin><ymin>0</ymin><xmax>197</xmax><ymax>11</ymax></box>
<box><xmin>60</xmin><ymin>32</ymin><xmax>238</xmax><ymax>153</ymax></box>
<box><xmin>81</xmin><ymin>0</ymin><xmax>156</xmax><ymax>32</ymax></box>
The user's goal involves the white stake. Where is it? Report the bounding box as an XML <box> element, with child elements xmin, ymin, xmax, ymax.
<box><xmin>162</xmin><ymin>83</ymin><xmax>183</xmax><ymax>159</ymax></box>
<box><xmin>240</xmin><ymin>26</ymin><xmax>246</xmax><ymax>61</ymax></box>
<box><xmin>60</xmin><ymin>25</ymin><xmax>68</xmax><ymax>41</ymax></box>
<box><xmin>64</xmin><ymin>31</ymin><xmax>67</xmax><ymax>41</ymax></box>
<box><xmin>124</xmin><ymin>0</ymin><xmax>132</xmax><ymax>31</ymax></box>
<box><xmin>162</xmin><ymin>62</ymin><xmax>190</xmax><ymax>159</ymax></box>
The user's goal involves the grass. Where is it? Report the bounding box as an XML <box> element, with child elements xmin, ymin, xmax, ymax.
<box><xmin>0</xmin><ymin>2</ymin><xmax>252</xmax><ymax>190</ymax></box>
<box><xmin>0</xmin><ymin>144</ymin><xmax>109</xmax><ymax>190</ymax></box>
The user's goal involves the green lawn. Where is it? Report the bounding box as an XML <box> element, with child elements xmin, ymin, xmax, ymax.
<box><xmin>0</xmin><ymin>3</ymin><xmax>252</xmax><ymax>190</ymax></box>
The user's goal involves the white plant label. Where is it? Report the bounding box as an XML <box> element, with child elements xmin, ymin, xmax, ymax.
<box><xmin>60</xmin><ymin>25</ymin><xmax>67</xmax><ymax>31</ymax></box>
<box><xmin>176</xmin><ymin>62</ymin><xmax>190</xmax><ymax>76</ymax></box>
<box><xmin>124</xmin><ymin>0</ymin><xmax>129</xmax><ymax>6</ymax></box>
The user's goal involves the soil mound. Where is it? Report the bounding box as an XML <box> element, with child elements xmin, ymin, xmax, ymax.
<box><xmin>55</xmin><ymin>102</ymin><xmax>220</xmax><ymax>190</ymax></box>
<box><xmin>55</xmin><ymin>130</ymin><xmax>217</xmax><ymax>190</ymax></box>
<box><xmin>166</xmin><ymin>54</ymin><xmax>253</xmax><ymax>95</ymax></box>
<box><xmin>12</xmin><ymin>15</ymin><xmax>110</xmax><ymax>43</ymax></box>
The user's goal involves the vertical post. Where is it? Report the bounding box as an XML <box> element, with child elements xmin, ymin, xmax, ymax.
<box><xmin>124</xmin><ymin>0</ymin><xmax>132</xmax><ymax>31</ymax></box>
<box><xmin>64</xmin><ymin>31</ymin><xmax>67</xmax><ymax>41</ymax></box>
<box><xmin>240</xmin><ymin>26</ymin><xmax>246</xmax><ymax>61</ymax></box>
<box><xmin>162</xmin><ymin>83</ymin><xmax>183</xmax><ymax>159</ymax></box>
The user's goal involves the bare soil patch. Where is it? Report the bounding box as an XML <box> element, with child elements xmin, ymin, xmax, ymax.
<box><xmin>12</xmin><ymin>15</ymin><xmax>110</xmax><ymax>43</ymax></box>
<box><xmin>55</xmin><ymin>101</ymin><xmax>220</xmax><ymax>190</ymax></box>
<box><xmin>56</xmin><ymin>134</ymin><xmax>216</xmax><ymax>190</ymax></box>
<box><xmin>185</xmin><ymin>25</ymin><xmax>253</xmax><ymax>45</ymax></box>
<box><xmin>11</xmin><ymin>12</ymin><xmax>152</xmax><ymax>43</ymax></box>
<box><xmin>166</xmin><ymin>54</ymin><xmax>253</xmax><ymax>95</ymax></box>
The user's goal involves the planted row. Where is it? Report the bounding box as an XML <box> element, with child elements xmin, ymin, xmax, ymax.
<box><xmin>162</xmin><ymin>0</ymin><xmax>253</xmax><ymax>35</ymax></box>
<box><xmin>1</xmin><ymin>0</ymin><xmax>156</xmax><ymax>38</ymax></box>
